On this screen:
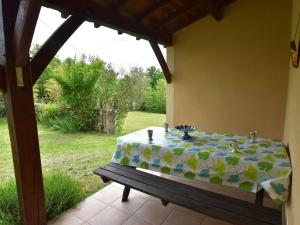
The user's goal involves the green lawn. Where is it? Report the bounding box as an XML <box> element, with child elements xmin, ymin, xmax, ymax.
<box><xmin>0</xmin><ymin>111</ymin><xmax>165</xmax><ymax>194</ymax></box>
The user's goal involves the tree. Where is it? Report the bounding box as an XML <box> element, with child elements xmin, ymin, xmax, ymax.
<box><xmin>146</xmin><ymin>66</ymin><xmax>164</xmax><ymax>89</ymax></box>
<box><xmin>98</xmin><ymin>64</ymin><xmax>129</xmax><ymax>134</ymax></box>
<box><xmin>125</xmin><ymin>66</ymin><xmax>150</xmax><ymax>111</ymax></box>
<box><xmin>31</xmin><ymin>44</ymin><xmax>62</xmax><ymax>103</ymax></box>
<box><xmin>145</xmin><ymin>79</ymin><xmax>166</xmax><ymax>113</ymax></box>
<box><xmin>53</xmin><ymin>56</ymin><xmax>103</xmax><ymax>131</ymax></box>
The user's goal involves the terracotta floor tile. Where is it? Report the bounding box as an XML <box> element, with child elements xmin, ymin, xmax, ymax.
<box><xmin>201</xmin><ymin>216</ymin><xmax>233</xmax><ymax>225</ymax></box>
<box><xmin>68</xmin><ymin>197</ymin><xmax>107</xmax><ymax>221</ymax></box>
<box><xmin>175</xmin><ymin>205</ymin><xmax>205</xmax><ymax>219</ymax></box>
<box><xmin>122</xmin><ymin>216</ymin><xmax>152</xmax><ymax>225</ymax></box>
<box><xmin>111</xmin><ymin>193</ymin><xmax>147</xmax><ymax>214</ymax></box>
<box><xmin>48</xmin><ymin>212</ymin><xmax>84</xmax><ymax>225</ymax></box>
<box><xmin>162</xmin><ymin>209</ymin><xmax>202</xmax><ymax>225</ymax></box>
<box><xmin>91</xmin><ymin>185</ymin><xmax>123</xmax><ymax>204</ymax></box>
<box><xmin>147</xmin><ymin>196</ymin><xmax>175</xmax><ymax>209</ymax></box>
<box><xmin>133</xmin><ymin>200</ymin><xmax>173</xmax><ymax>225</ymax></box>
<box><xmin>131</xmin><ymin>189</ymin><xmax>151</xmax><ymax>199</ymax></box>
<box><xmin>87</xmin><ymin>205</ymin><xmax>130</xmax><ymax>225</ymax></box>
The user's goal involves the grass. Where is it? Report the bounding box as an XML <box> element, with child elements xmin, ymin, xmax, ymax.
<box><xmin>0</xmin><ymin>172</ymin><xmax>85</xmax><ymax>225</ymax></box>
<box><xmin>0</xmin><ymin>111</ymin><xmax>165</xmax><ymax>194</ymax></box>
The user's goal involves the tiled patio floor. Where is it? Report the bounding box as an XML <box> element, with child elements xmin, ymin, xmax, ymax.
<box><xmin>48</xmin><ymin>182</ymin><xmax>233</xmax><ymax>225</ymax></box>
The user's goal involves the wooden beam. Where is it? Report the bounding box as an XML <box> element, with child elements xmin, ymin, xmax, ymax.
<box><xmin>0</xmin><ymin>65</ymin><xmax>5</xmax><ymax>92</ymax></box>
<box><xmin>43</xmin><ymin>0</ymin><xmax>172</xmax><ymax>46</ymax></box>
<box><xmin>0</xmin><ymin>1</ymin><xmax>47</xmax><ymax>225</ymax></box>
<box><xmin>151</xmin><ymin>1</ymin><xmax>197</xmax><ymax>31</ymax></box>
<box><xmin>113</xmin><ymin>0</ymin><xmax>127</xmax><ymax>9</ymax></box>
<box><xmin>207</xmin><ymin>0</ymin><xmax>223</xmax><ymax>21</ymax></box>
<box><xmin>149</xmin><ymin>40</ymin><xmax>171</xmax><ymax>83</ymax></box>
<box><xmin>31</xmin><ymin>15</ymin><xmax>84</xmax><ymax>84</ymax></box>
<box><xmin>14</xmin><ymin>0</ymin><xmax>41</xmax><ymax>65</ymax></box>
<box><xmin>136</xmin><ymin>0</ymin><xmax>167</xmax><ymax>22</ymax></box>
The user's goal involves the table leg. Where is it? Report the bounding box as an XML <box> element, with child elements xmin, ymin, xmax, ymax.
<box><xmin>122</xmin><ymin>185</ymin><xmax>131</xmax><ymax>202</ymax></box>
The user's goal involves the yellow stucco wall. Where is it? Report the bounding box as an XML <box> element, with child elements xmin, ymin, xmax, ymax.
<box><xmin>284</xmin><ymin>0</ymin><xmax>300</xmax><ymax>224</ymax></box>
<box><xmin>166</xmin><ymin>0</ymin><xmax>291</xmax><ymax>139</ymax></box>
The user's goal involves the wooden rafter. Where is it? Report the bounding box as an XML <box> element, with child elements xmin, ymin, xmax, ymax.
<box><xmin>113</xmin><ymin>0</ymin><xmax>128</xmax><ymax>9</ymax></box>
<box><xmin>31</xmin><ymin>15</ymin><xmax>84</xmax><ymax>84</ymax></box>
<box><xmin>0</xmin><ymin>0</ymin><xmax>47</xmax><ymax>225</ymax></box>
<box><xmin>136</xmin><ymin>0</ymin><xmax>167</xmax><ymax>22</ymax></box>
<box><xmin>14</xmin><ymin>0</ymin><xmax>42</xmax><ymax>65</ymax></box>
<box><xmin>149</xmin><ymin>40</ymin><xmax>171</xmax><ymax>83</ymax></box>
<box><xmin>207</xmin><ymin>0</ymin><xmax>223</xmax><ymax>21</ymax></box>
<box><xmin>44</xmin><ymin>0</ymin><xmax>172</xmax><ymax>46</ymax></box>
<box><xmin>0</xmin><ymin>66</ymin><xmax>5</xmax><ymax>92</ymax></box>
<box><xmin>151</xmin><ymin>1</ymin><xmax>197</xmax><ymax>31</ymax></box>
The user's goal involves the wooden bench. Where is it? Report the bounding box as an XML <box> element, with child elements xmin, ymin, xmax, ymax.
<box><xmin>94</xmin><ymin>163</ymin><xmax>282</xmax><ymax>225</ymax></box>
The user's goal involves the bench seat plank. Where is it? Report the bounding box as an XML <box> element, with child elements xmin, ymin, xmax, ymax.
<box><xmin>94</xmin><ymin>163</ymin><xmax>281</xmax><ymax>225</ymax></box>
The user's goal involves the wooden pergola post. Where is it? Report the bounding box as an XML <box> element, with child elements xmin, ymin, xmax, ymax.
<box><xmin>0</xmin><ymin>0</ymin><xmax>46</xmax><ymax>224</ymax></box>
<box><xmin>0</xmin><ymin>0</ymin><xmax>84</xmax><ymax>224</ymax></box>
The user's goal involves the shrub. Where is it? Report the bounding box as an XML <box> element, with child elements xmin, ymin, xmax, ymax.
<box><xmin>35</xmin><ymin>104</ymin><xmax>64</xmax><ymax>125</ymax></box>
<box><xmin>145</xmin><ymin>79</ymin><xmax>166</xmax><ymax>114</ymax></box>
<box><xmin>0</xmin><ymin>172</ymin><xmax>85</xmax><ymax>225</ymax></box>
<box><xmin>54</xmin><ymin>57</ymin><xmax>103</xmax><ymax>132</ymax></box>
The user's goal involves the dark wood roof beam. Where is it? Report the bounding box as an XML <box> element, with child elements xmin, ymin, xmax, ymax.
<box><xmin>207</xmin><ymin>0</ymin><xmax>223</xmax><ymax>21</ymax></box>
<box><xmin>137</xmin><ymin>0</ymin><xmax>171</xmax><ymax>22</ymax></box>
<box><xmin>94</xmin><ymin>22</ymin><xmax>101</xmax><ymax>28</ymax></box>
<box><xmin>31</xmin><ymin>15</ymin><xmax>84</xmax><ymax>84</ymax></box>
<box><xmin>152</xmin><ymin>1</ymin><xmax>197</xmax><ymax>31</ymax></box>
<box><xmin>14</xmin><ymin>0</ymin><xmax>42</xmax><ymax>65</ymax></box>
<box><xmin>113</xmin><ymin>0</ymin><xmax>128</xmax><ymax>9</ymax></box>
<box><xmin>61</xmin><ymin>11</ymin><xmax>70</xmax><ymax>18</ymax></box>
<box><xmin>44</xmin><ymin>0</ymin><xmax>172</xmax><ymax>46</ymax></box>
<box><xmin>149</xmin><ymin>40</ymin><xmax>171</xmax><ymax>83</ymax></box>
<box><xmin>0</xmin><ymin>66</ymin><xmax>5</xmax><ymax>93</ymax></box>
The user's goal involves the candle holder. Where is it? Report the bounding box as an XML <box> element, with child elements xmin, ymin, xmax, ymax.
<box><xmin>163</xmin><ymin>123</ymin><xmax>169</xmax><ymax>132</ymax></box>
<box><xmin>230</xmin><ymin>141</ymin><xmax>242</xmax><ymax>154</ymax></box>
<box><xmin>249</xmin><ymin>131</ymin><xmax>257</xmax><ymax>143</ymax></box>
<box><xmin>176</xmin><ymin>125</ymin><xmax>196</xmax><ymax>140</ymax></box>
<box><xmin>147</xmin><ymin>129</ymin><xmax>153</xmax><ymax>142</ymax></box>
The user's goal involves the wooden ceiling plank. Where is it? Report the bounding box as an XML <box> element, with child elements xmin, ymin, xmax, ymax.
<box><xmin>151</xmin><ymin>0</ymin><xmax>197</xmax><ymax>31</ymax></box>
<box><xmin>114</xmin><ymin>0</ymin><xmax>128</xmax><ymax>9</ymax></box>
<box><xmin>14</xmin><ymin>0</ymin><xmax>42</xmax><ymax>65</ymax></box>
<box><xmin>137</xmin><ymin>0</ymin><xmax>171</xmax><ymax>22</ymax></box>
<box><xmin>44</xmin><ymin>0</ymin><xmax>172</xmax><ymax>45</ymax></box>
<box><xmin>149</xmin><ymin>40</ymin><xmax>171</xmax><ymax>83</ymax></box>
<box><xmin>31</xmin><ymin>15</ymin><xmax>84</xmax><ymax>84</ymax></box>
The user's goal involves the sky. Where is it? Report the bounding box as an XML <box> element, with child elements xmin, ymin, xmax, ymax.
<box><xmin>32</xmin><ymin>7</ymin><xmax>167</xmax><ymax>72</ymax></box>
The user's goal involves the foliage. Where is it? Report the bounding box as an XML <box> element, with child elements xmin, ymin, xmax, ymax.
<box><xmin>98</xmin><ymin>65</ymin><xmax>129</xmax><ymax>134</ymax></box>
<box><xmin>31</xmin><ymin>44</ymin><xmax>62</xmax><ymax>104</ymax></box>
<box><xmin>145</xmin><ymin>79</ymin><xmax>166</xmax><ymax>113</ymax></box>
<box><xmin>146</xmin><ymin>66</ymin><xmax>164</xmax><ymax>89</ymax></box>
<box><xmin>53</xmin><ymin>56</ymin><xmax>103</xmax><ymax>132</ymax></box>
<box><xmin>124</xmin><ymin>66</ymin><xmax>150</xmax><ymax>111</ymax></box>
<box><xmin>0</xmin><ymin>111</ymin><xmax>166</xmax><ymax>194</ymax></box>
<box><xmin>0</xmin><ymin>172</ymin><xmax>84</xmax><ymax>225</ymax></box>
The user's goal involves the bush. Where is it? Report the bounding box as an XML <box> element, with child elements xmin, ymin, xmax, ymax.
<box><xmin>0</xmin><ymin>172</ymin><xmax>85</xmax><ymax>225</ymax></box>
<box><xmin>145</xmin><ymin>79</ymin><xmax>166</xmax><ymax>114</ymax></box>
<box><xmin>35</xmin><ymin>104</ymin><xmax>63</xmax><ymax>125</ymax></box>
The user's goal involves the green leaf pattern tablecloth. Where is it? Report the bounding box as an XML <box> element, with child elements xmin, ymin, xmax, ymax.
<box><xmin>112</xmin><ymin>127</ymin><xmax>292</xmax><ymax>204</ymax></box>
